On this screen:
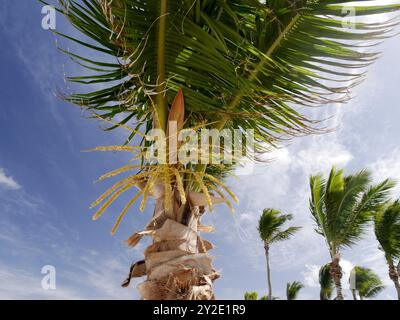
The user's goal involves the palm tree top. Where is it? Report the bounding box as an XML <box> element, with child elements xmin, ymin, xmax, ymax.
<box><xmin>351</xmin><ymin>266</ymin><xmax>385</xmax><ymax>299</ymax></box>
<box><xmin>374</xmin><ymin>200</ymin><xmax>400</xmax><ymax>259</ymax></box>
<box><xmin>55</xmin><ymin>0</ymin><xmax>400</xmax><ymax>150</ymax></box>
<box><xmin>244</xmin><ymin>291</ymin><xmax>258</xmax><ymax>300</ymax></box>
<box><xmin>309</xmin><ymin>167</ymin><xmax>395</xmax><ymax>251</ymax></box>
<box><xmin>258</xmin><ymin>208</ymin><xmax>300</xmax><ymax>244</ymax></box>
<box><xmin>319</xmin><ymin>263</ymin><xmax>334</xmax><ymax>300</ymax></box>
<box><xmin>286</xmin><ymin>281</ymin><xmax>304</xmax><ymax>300</ymax></box>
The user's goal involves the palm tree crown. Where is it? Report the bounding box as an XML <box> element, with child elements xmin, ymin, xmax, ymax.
<box><xmin>286</xmin><ymin>281</ymin><xmax>304</xmax><ymax>300</ymax></box>
<box><xmin>319</xmin><ymin>263</ymin><xmax>334</xmax><ymax>300</ymax></box>
<box><xmin>258</xmin><ymin>209</ymin><xmax>300</xmax><ymax>244</ymax></box>
<box><xmin>375</xmin><ymin>200</ymin><xmax>400</xmax><ymax>259</ymax></box>
<box><xmin>244</xmin><ymin>291</ymin><xmax>258</xmax><ymax>300</ymax></box>
<box><xmin>374</xmin><ymin>200</ymin><xmax>400</xmax><ymax>299</ymax></box>
<box><xmin>310</xmin><ymin>168</ymin><xmax>395</xmax><ymax>254</ymax></box>
<box><xmin>57</xmin><ymin>0</ymin><xmax>400</xmax><ymax>150</ymax></box>
<box><xmin>309</xmin><ymin>167</ymin><xmax>394</xmax><ymax>300</ymax></box>
<box><xmin>350</xmin><ymin>266</ymin><xmax>384</xmax><ymax>300</ymax></box>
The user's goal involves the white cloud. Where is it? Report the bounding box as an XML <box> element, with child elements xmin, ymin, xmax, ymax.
<box><xmin>302</xmin><ymin>259</ymin><xmax>354</xmax><ymax>291</ymax></box>
<box><xmin>0</xmin><ymin>184</ymin><xmax>141</xmax><ymax>300</ymax></box>
<box><xmin>294</xmin><ymin>136</ymin><xmax>353</xmax><ymax>176</ymax></box>
<box><xmin>370</xmin><ymin>149</ymin><xmax>400</xmax><ymax>195</ymax></box>
<box><xmin>0</xmin><ymin>168</ymin><xmax>20</xmax><ymax>190</ymax></box>
<box><xmin>302</xmin><ymin>264</ymin><xmax>320</xmax><ymax>288</ymax></box>
<box><xmin>340</xmin><ymin>259</ymin><xmax>355</xmax><ymax>290</ymax></box>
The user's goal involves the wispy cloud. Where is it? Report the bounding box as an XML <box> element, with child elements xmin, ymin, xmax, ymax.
<box><xmin>371</xmin><ymin>148</ymin><xmax>400</xmax><ymax>194</ymax></box>
<box><xmin>0</xmin><ymin>168</ymin><xmax>20</xmax><ymax>190</ymax></box>
<box><xmin>0</xmin><ymin>179</ymin><xmax>142</xmax><ymax>299</ymax></box>
<box><xmin>0</xmin><ymin>262</ymin><xmax>85</xmax><ymax>300</ymax></box>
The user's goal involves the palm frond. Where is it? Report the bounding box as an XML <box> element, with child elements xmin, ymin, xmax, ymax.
<box><xmin>374</xmin><ymin>200</ymin><xmax>400</xmax><ymax>259</ymax></box>
<box><xmin>58</xmin><ymin>0</ymin><xmax>400</xmax><ymax>150</ymax></box>
<box><xmin>319</xmin><ymin>263</ymin><xmax>334</xmax><ymax>300</ymax></box>
<box><xmin>309</xmin><ymin>167</ymin><xmax>395</xmax><ymax>250</ymax></box>
<box><xmin>258</xmin><ymin>208</ymin><xmax>300</xmax><ymax>243</ymax></box>
<box><xmin>337</xmin><ymin>177</ymin><xmax>396</xmax><ymax>248</ymax></box>
<box><xmin>286</xmin><ymin>281</ymin><xmax>304</xmax><ymax>300</ymax></box>
<box><xmin>271</xmin><ymin>226</ymin><xmax>302</xmax><ymax>243</ymax></box>
<box><xmin>244</xmin><ymin>291</ymin><xmax>258</xmax><ymax>300</ymax></box>
<box><xmin>351</xmin><ymin>266</ymin><xmax>385</xmax><ymax>299</ymax></box>
<box><xmin>310</xmin><ymin>174</ymin><xmax>328</xmax><ymax>238</ymax></box>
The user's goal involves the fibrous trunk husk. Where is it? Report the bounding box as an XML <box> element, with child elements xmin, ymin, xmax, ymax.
<box><xmin>123</xmin><ymin>191</ymin><xmax>219</xmax><ymax>300</ymax></box>
<box><xmin>388</xmin><ymin>260</ymin><xmax>400</xmax><ymax>300</ymax></box>
<box><xmin>330</xmin><ymin>254</ymin><xmax>344</xmax><ymax>300</ymax></box>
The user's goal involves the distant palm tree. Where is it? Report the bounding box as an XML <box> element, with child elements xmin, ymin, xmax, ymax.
<box><xmin>374</xmin><ymin>200</ymin><xmax>400</xmax><ymax>300</ymax></box>
<box><xmin>244</xmin><ymin>292</ymin><xmax>258</xmax><ymax>300</ymax></box>
<box><xmin>350</xmin><ymin>266</ymin><xmax>384</xmax><ymax>300</ymax></box>
<box><xmin>319</xmin><ymin>263</ymin><xmax>334</xmax><ymax>300</ymax></box>
<box><xmin>243</xmin><ymin>292</ymin><xmax>273</xmax><ymax>300</ymax></box>
<box><xmin>258</xmin><ymin>209</ymin><xmax>300</xmax><ymax>300</ymax></box>
<box><xmin>309</xmin><ymin>167</ymin><xmax>395</xmax><ymax>300</ymax></box>
<box><xmin>286</xmin><ymin>281</ymin><xmax>304</xmax><ymax>300</ymax></box>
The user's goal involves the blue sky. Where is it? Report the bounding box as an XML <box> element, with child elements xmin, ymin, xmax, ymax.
<box><xmin>0</xmin><ymin>1</ymin><xmax>400</xmax><ymax>300</ymax></box>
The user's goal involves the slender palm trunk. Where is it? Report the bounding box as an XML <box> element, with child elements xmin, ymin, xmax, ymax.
<box><xmin>386</xmin><ymin>256</ymin><xmax>400</xmax><ymax>300</ymax></box>
<box><xmin>351</xmin><ymin>290</ymin><xmax>357</xmax><ymax>300</ymax></box>
<box><xmin>264</xmin><ymin>243</ymin><xmax>272</xmax><ymax>300</ymax></box>
<box><xmin>125</xmin><ymin>193</ymin><xmax>219</xmax><ymax>300</ymax></box>
<box><xmin>330</xmin><ymin>252</ymin><xmax>344</xmax><ymax>300</ymax></box>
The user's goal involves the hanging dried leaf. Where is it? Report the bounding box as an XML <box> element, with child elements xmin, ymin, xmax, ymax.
<box><xmin>198</xmin><ymin>224</ymin><xmax>215</xmax><ymax>233</ymax></box>
<box><xmin>126</xmin><ymin>233</ymin><xmax>143</xmax><ymax>248</ymax></box>
<box><xmin>121</xmin><ymin>260</ymin><xmax>146</xmax><ymax>288</ymax></box>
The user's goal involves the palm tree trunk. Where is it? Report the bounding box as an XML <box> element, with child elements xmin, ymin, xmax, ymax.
<box><xmin>387</xmin><ymin>256</ymin><xmax>400</xmax><ymax>300</ymax></box>
<box><xmin>264</xmin><ymin>243</ymin><xmax>272</xmax><ymax>300</ymax></box>
<box><xmin>351</xmin><ymin>289</ymin><xmax>357</xmax><ymax>300</ymax></box>
<box><xmin>125</xmin><ymin>193</ymin><xmax>219</xmax><ymax>300</ymax></box>
<box><xmin>330</xmin><ymin>253</ymin><xmax>344</xmax><ymax>300</ymax></box>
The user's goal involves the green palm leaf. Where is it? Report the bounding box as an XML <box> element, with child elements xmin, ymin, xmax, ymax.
<box><xmin>54</xmin><ymin>0</ymin><xmax>400</xmax><ymax>151</ymax></box>
<box><xmin>244</xmin><ymin>291</ymin><xmax>258</xmax><ymax>300</ymax></box>
<box><xmin>319</xmin><ymin>263</ymin><xmax>334</xmax><ymax>300</ymax></box>
<box><xmin>351</xmin><ymin>266</ymin><xmax>385</xmax><ymax>299</ymax></box>
<box><xmin>375</xmin><ymin>200</ymin><xmax>400</xmax><ymax>259</ymax></box>
<box><xmin>309</xmin><ymin>167</ymin><xmax>395</xmax><ymax>251</ymax></box>
<box><xmin>286</xmin><ymin>281</ymin><xmax>304</xmax><ymax>300</ymax></box>
<box><xmin>258</xmin><ymin>209</ymin><xmax>300</xmax><ymax>243</ymax></box>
